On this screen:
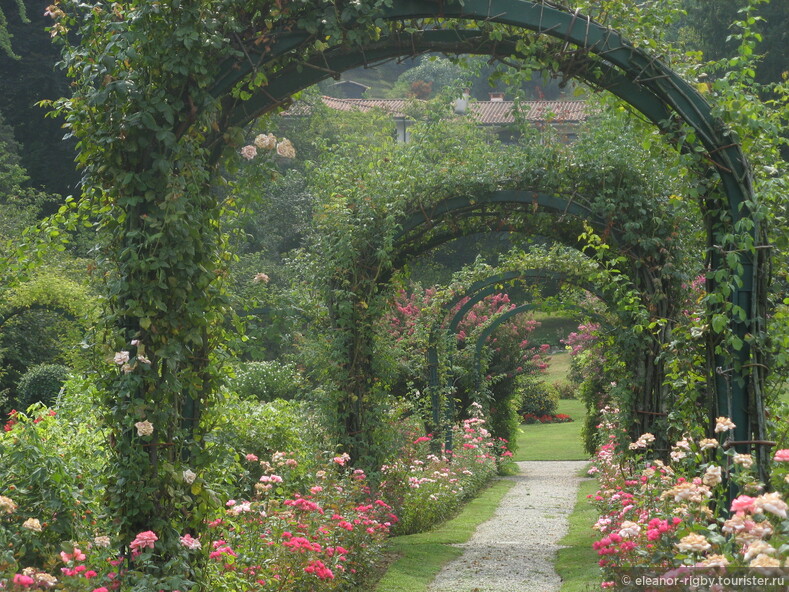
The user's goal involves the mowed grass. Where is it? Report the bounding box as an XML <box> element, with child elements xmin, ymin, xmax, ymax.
<box><xmin>557</xmin><ymin>474</ymin><xmax>600</xmax><ymax>592</ymax></box>
<box><xmin>513</xmin><ymin>398</ymin><xmax>588</xmax><ymax>461</ymax></box>
<box><xmin>373</xmin><ymin>479</ymin><xmax>516</xmax><ymax>592</ymax></box>
<box><xmin>513</xmin><ymin>351</ymin><xmax>589</xmax><ymax>462</ymax></box>
<box><xmin>544</xmin><ymin>350</ymin><xmax>573</xmax><ymax>384</ymax></box>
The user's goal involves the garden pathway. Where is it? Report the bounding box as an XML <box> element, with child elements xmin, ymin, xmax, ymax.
<box><xmin>427</xmin><ymin>460</ymin><xmax>590</xmax><ymax>592</ymax></box>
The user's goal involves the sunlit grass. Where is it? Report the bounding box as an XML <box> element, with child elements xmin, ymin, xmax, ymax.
<box><xmin>373</xmin><ymin>479</ymin><xmax>516</xmax><ymax>592</ymax></box>
<box><xmin>513</xmin><ymin>398</ymin><xmax>588</xmax><ymax>461</ymax></box>
<box><xmin>557</xmin><ymin>474</ymin><xmax>600</xmax><ymax>592</ymax></box>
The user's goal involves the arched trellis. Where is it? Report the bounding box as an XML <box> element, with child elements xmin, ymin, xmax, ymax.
<box><xmin>215</xmin><ymin>0</ymin><xmax>766</xmax><ymax>451</ymax></box>
<box><xmin>55</xmin><ymin>0</ymin><xmax>771</xmax><ymax>559</ymax></box>
<box><xmin>393</xmin><ymin>189</ymin><xmax>612</xmax><ymax>268</ymax></box>
<box><xmin>423</xmin><ymin>267</ymin><xmax>616</xmax><ymax>448</ymax></box>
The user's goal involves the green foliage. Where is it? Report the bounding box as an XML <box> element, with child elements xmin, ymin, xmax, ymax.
<box><xmin>15</xmin><ymin>363</ymin><xmax>70</xmax><ymax>409</ymax></box>
<box><xmin>0</xmin><ymin>270</ymin><xmax>95</xmax><ymax>408</ymax></box>
<box><xmin>228</xmin><ymin>360</ymin><xmax>305</xmax><ymax>402</ymax></box>
<box><xmin>0</xmin><ymin>388</ymin><xmax>107</xmax><ymax>570</ymax></box>
<box><xmin>554</xmin><ymin>379</ymin><xmax>577</xmax><ymax>400</ymax></box>
<box><xmin>0</xmin><ymin>0</ymin><xmax>26</xmax><ymax>59</ymax></box>
<box><xmin>202</xmin><ymin>392</ymin><xmax>319</xmax><ymax>497</ymax></box>
<box><xmin>25</xmin><ymin>0</ymin><xmax>780</xmax><ymax>582</ymax></box>
<box><xmin>516</xmin><ymin>376</ymin><xmax>559</xmax><ymax>417</ymax></box>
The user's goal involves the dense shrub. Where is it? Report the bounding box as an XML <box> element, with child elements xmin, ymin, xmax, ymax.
<box><xmin>14</xmin><ymin>363</ymin><xmax>70</xmax><ymax>409</ymax></box>
<box><xmin>554</xmin><ymin>379</ymin><xmax>577</xmax><ymax>400</ymax></box>
<box><xmin>202</xmin><ymin>392</ymin><xmax>321</xmax><ymax>498</ymax></box>
<box><xmin>0</xmin><ymin>403</ymin><xmax>101</xmax><ymax>568</ymax></box>
<box><xmin>379</xmin><ymin>407</ymin><xmax>504</xmax><ymax>535</ymax></box>
<box><xmin>516</xmin><ymin>376</ymin><xmax>558</xmax><ymax>417</ymax></box>
<box><xmin>228</xmin><ymin>360</ymin><xmax>305</xmax><ymax>402</ymax></box>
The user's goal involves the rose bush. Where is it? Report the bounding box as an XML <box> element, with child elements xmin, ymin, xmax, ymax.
<box><xmin>587</xmin><ymin>407</ymin><xmax>789</xmax><ymax>590</ymax></box>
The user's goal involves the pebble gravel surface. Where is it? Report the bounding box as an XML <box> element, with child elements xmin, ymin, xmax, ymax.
<box><xmin>426</xmin><ymin>460</ymin><xmax>590</xmax><ymax>592</ymax></box>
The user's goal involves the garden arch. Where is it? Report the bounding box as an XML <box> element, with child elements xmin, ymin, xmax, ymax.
<box><xmin>60</xmin><ymin>0</ymin><xmax>768</xmax><ymax>550</ymax></box>
<box><xmin>422</xmin><ymin>267</ymin><xmax>613</xmax><ymax>447</ymax></box>
<box><xmin>210</xmin><ymin>0</ymin><xmax>766</xmax><ymax>449</ymax></box>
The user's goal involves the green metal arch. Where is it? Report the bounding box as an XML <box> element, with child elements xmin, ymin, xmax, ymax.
<box><xmin>395</xmin><ymin>190</ymin><xmax>611</xmax><ymax>254</ymax></box>
<box><xmin>474</xmin><ymin>302</ymin><xmax>609</xmax><ymax>386</ymax></box>
<box><xmin>226</xmin><ymin>0</ymin><xmax>753</xmax><ymax>222</ymax></box>
<box><xmin>392</xmin><ymin>191</ymin><xmax>602</xmax><ymax>269</ymax></box>
<box><xmin>219</xmin><ymin>0</ymin><xmax>764</xmax><ymax>447</ymax></box>
<box><xmin>426</xmin><ymin>267</ymin><xmax>609</xmax><ymax>448</ymax></box>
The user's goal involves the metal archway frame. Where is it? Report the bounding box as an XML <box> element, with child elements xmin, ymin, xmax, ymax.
<box><xmin>219</xmin><ymin>0</ymin><xmax>765</xmax><ymax>446</ymax></box>
<box><xmin>393</xmin><ymin>189</ymin><xmax>611</xmax><ymax>266</ymax></box>
<box><xmin>473</xmin><ymin>302</ymin><xmax>609</xmax><ymax>388</ymax></box>
<box><xmin>426</xmin><ymin>267</ymin><xmax>610</xmax><ymax>448</ymax></box>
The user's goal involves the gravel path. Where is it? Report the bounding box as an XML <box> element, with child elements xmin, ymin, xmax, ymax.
<box><xmin>427</xmin><ymin>460</ymin><xmax>590</xmax><ymax>592</ymax></box>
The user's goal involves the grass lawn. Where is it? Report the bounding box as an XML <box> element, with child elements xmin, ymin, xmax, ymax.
<box><xmin>373</xmin><ymin>479</ymin><xmax>516</xmax><ymax>592</ymax></box>
<box><xmin>544</xmin><ymin>350</ymin><xmax>573</xmax><ymax>384</ymax></box>
<box><xmin>557</xmin><ymin>474</ymin><xmax>600</xmax><ymax>592</ymax></box>
<box><xmin>512</xmin><ymin>398</ymin><xmax>588</xmax><ymax>461</ymax></box>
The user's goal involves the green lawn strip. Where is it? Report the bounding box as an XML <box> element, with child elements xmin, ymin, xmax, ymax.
<box><xmin>544</xmin><ymin>350</ymin><xmax>573</xmax><ymax>384</ymax></box>
<box><xmin>557</xmin><ymin>473</ymin><xmax>601</xmax><ymax>592</ymax></box>
<box><xmin>529</xmin><ymin>313</ymin><xmax>579</xmax><ymax>348</ymax></box>
<box><xmin>514</xmin><ymin>398</ymin><xmax>588</xmax><ymax>461</ymax></box>
<box><xmin>374</xmin><ymin>478</ymin><xmax>516</xmax><ymax>592</ymax></box>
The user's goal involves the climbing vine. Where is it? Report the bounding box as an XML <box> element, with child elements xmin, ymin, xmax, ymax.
<box><xmin>29</xmin><ymin>0</ymin><xmax>772</xmax><ymax>583</ymax></box>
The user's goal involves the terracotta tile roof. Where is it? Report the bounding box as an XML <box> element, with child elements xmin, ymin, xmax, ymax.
<box><xmin>318</xmin><ymin>96</ymin><xmax>415</xmax><ymax>118</ymax></box>
<box><xmin>284</xmin><ymin>97</ymin><xmax>588</xmax><ymax>124</ymax></box>
<box><xmin>470</xmin><ymin>100</ymin><xmax>587</xmax><ymax>123</ymax></box>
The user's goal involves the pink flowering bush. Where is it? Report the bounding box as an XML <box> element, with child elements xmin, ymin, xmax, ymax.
<box><xmin>202</xmin><ymin>452</ymin><xmax>395</xmax><ymax>591</ymax></box>
<box><xmin>588</xmin><ymin>407</ymin><xmax>789</xmax><ymax>589</ymax></box>
<box><xmin>382</xmin><ymin>286</ymin><xmax>548</xmax><ymax>446</ymax></box>
<box><xmin>378</xmin><ymin>407</ymin><xmax>503</xmax><ymax>535</ymax></box>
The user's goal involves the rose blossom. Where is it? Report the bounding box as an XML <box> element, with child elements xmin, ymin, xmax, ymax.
<box><xmin>743</xmin><ymin>540</ymin><xmax>776</xmax><ymax>562</ymax></box>
<box><xmin>714</xmin><ymin>417</ymin><xmax>736</xmax><ymax>433</ymax></box>
<box><xmin>730</xmin><ymin>495</ymin><xmax>756</xmax><ymax>514</ymax></box>
<box><xmin>699</xmin><ymin>438</ymin><xmax>719</xmax><ymax>451</ymax></box>
<box><xmin>733</xmin><ymin>454</ymin><xmax>754</xmax><ymax>469</ymax></box>
<box><xmin>702</xmin><ymin>465</ymin><xmax>722</xmax><ymax>487</ymax></box>
<box><xmin>750</xmin><ymin>553</ymin><xmax>782</xmax><ymax>575</ymax></box>
<box><xmin>276</xmin><ymin>138</ymin><xmax>296</xmax><ymax>159</ymax></box>
<box><xmin>94</xmin><ymin>535</ymin><xmax>111</xmax><ymax>548</ymax></box>
<box><xmin>254</xmin><ymin>133</ymin><xmax>277</xmax><ymax>150</ymax></box>
<box><xmin>134</xmin><ymin>420</ymin><xmax>154</xmax><ymax>437</ymax></box>
<box><xmin>333</xmin><ymin>453</ymin><xmax>351</xmax><ymax>466</ymax></box>
<box><xmin>773</xmin><ymin>449</ymin><xmax>789</xmax><ymax>462</ymax></box>
<box><xmin>753</xmin><ymin>492</ymin><xmax>788</xmax><ymax>519</ymax></box>
<box><xmin>129</xmin><ymin>530</ymin><xmax>158</xmax><ymax>551</ymax></box>
<box><xmin>675</xmin><ymin>533</ymin><xmax>712</xmax><ymax>554</ymax></box>
<box><xmin>22</xmin><ymin>518</ymin><xmax>42</xmax><ymax>532</ymax></box>
<box><xmin>113</xmin><ymin>351</ymin><xmax>130</xmax><ymax>365</ymax></box>
<box><xmin>618</xmin><ymin>521</ymin><xmax>641</xmax><ymax>538</ymax></box>
<box><xmin>0</xmin><ymin>495</ymin><xmax>17</xmax><ymax>513</ymax></box>
<box><xmin>697</xmin><ymin>554</ymin><xmax>729</xmax><ymax>568</ymax></box>
<box><xmin>240</xmin><ymin>145</ymin><xmax>257</xmax><ymax>160</ymax></box>
<box><xmin>180</xmin><ymin>534</ymin><xmax>202</xmax><ymax>550</ymax></box>
<box><xmin>183</xmin><ymin>469</ymin><xmax>197</xmax><ymax>484</ymax></box>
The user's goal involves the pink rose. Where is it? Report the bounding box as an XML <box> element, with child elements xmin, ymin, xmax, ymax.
<box><xmin>129</xmin><ymin>530</ymin><xmax>158</xmax><ymax>551</ymax></box>
<box><xmin>774</xmin><ymin>449</ymin><xmax>789</xmax><ymax>462</ymax></box>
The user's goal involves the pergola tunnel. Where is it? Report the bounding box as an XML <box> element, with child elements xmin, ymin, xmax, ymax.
<box><xmin>23</xmin><ymin>0</ymin><xmax>773</xmax><ymax>585</ymax></box>
<box><xmin>212</xmin><ymin>0</ymin><xmax>765</xmax><ymax>454</ymax></box>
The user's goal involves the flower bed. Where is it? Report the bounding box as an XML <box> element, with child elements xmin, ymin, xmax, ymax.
<box><xmin>521</xmin><ymin>413</ymin><xmax>573</xmax><ymax>424</ymax></box>
<box><xmin>0</xmin><ymin>404</ymin><xmax>507</xmax><ymax>590</ymax></box>
<box><xmin>378</xmin><ymin>409</ymin><xmax>506</xmax><ymax>535</ymax></box>
<box><xmin>587</xmin><ymin>407</ymin><xmax>789</xmax><ymax>590</ymax></box>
